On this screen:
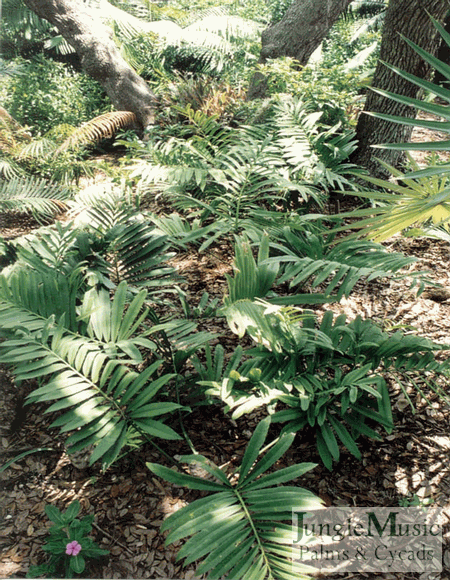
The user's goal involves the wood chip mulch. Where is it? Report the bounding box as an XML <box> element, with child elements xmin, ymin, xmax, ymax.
<box><xmin>1</xmin><ymin>230</ymin><xmax>450</xmax><ymax>580</ymax></box>
<box><xmin>2</xmin><ymin>118</ymin><xmax>450</xmax><ymax>578</ymax></box>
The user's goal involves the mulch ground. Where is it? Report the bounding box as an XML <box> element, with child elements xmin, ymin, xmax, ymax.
<box><xmin>1</xmin><ymin>124</ymin><xmax>450</xmax><ymax>579</ymax></box>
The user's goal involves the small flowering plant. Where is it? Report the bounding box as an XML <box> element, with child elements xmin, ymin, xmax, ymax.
<box><xmin>27</xmin><ymin>500</ymin><xmax>109</xmax><ymax>578</ymax></box>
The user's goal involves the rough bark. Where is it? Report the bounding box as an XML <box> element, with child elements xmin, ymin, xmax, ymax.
<box><xmin>22</xmin><ymin>0</ymin><xmax>157</xmax><ymax>128</ymax></box>
<box><xmin>434</xmin><ymin>10</ymin><xmax>450</xmax><ymax>86</ymax></box>
<box><xmin>248</xmin><ymin>0</ymin><xmax>353</xmax><ymax>99</ymax></box>
<box><xmin>351</xmin><ymin>0</ymin><xmax>450</xmax><ymax>178</ymax></box>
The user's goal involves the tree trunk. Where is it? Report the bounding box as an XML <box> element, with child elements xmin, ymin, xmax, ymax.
<box><xmin>22</xmin><ymin>0</ymin><xmax>157</xmax><ymax>129</ymax></box>
<box><xmin>434</xmin><ymin>10</ymin><xmax>450</xmax><ymax>86</ymax></box>
<box><xmin>351</xmin><ymin>0</ymin><xmax>449</xmax><ymax>178</ymax></box>
<box><xmin>248</xmin><ymin>0</ymin><xmax>353</xmax><ymax>99</ymax></box>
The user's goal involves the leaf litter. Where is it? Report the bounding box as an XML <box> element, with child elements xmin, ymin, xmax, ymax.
<box><xmin>1</xmin><ymin>123</ymin><xmax>450</xmax><ymax>579</ymax></box>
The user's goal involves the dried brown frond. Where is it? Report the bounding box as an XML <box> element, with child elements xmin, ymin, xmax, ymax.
<box><xmin>0</xmin><ymin>107</ymin><xmax>32</xmax><ymax>154</ymax></box>
<box><xmin>201</xmin><ymin>85</ymin><xmax>245</xmax><ymax>119</ymax></box>
<box><xmin>56</xmin><ymin>111</ymin><xmax>139</xmax><ymax>153</ymax></box>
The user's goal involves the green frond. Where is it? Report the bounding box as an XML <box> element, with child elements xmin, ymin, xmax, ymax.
<box><xmin>101</xmin><ymin>221</ymin><xmax>178</xmax><ymax>290</ymax></box>
<box><xmin>270</xmin><ymin>96</ymin><xmax>359</xmax><ymax>197</ymax></box>
<box><xmin>148</xmin><ymin>417</ymin><xmax>322</xmax><ymax>580</ymax></box>
<box><xmin>337</xmin><ymin>156</ymin><xmax>450</xmax><ymax>242</ymax></box>
<box><xmin>18</xmin><ymin>138</ymin><xmax>57</xmax><ymax>160</ymax></box>
<box><xmin>0</xmin><ymin>176</ymin><xmax>72</xmax><ymax>221</ymax></box>
<box><xmin>0</xmin><ymin>268</ymin><xmax>79</xmax><ymax>333</ymax></box>
<box><xmin>224</xmin><ymin>234</ymin><xmax>279</xmax><ymax>305</ymax></box>
<box><xmin>0</xmin><ymin>157</ymin><xmax>25</xmax><ymax>179</ymax></box>
<box><xmin>132</xmin><ymin>113</ymin><xmax>311</xmax><ymax>227</ymax></box>
<box><xmin>0</xmin><ymin>277</ymin><xmax>181</xmax><ymax>469</ymax></box>
<box><xmin>363</xmin><ymin>18</ymin><xmax>450</xmax><ymax>154</ymax></box>
<box><xmin>212</xmin><ymin>302</ymin><xmax>449</xmax><ymax>467</ymax></box>
<box><xmin>268</xmin><ymin>226</ymin><xmax>418</xmax><ymax>299</ymax></box>
<box><xmin>10</xmin><ymin>221</ymin><xmax>81</xmax><ymax>277</ymax></box>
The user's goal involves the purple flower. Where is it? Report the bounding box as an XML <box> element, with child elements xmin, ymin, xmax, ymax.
<box><xmin>65</xmin><ymin>541</ymin><xmax>82</xmax><ymax>556</ymax></box>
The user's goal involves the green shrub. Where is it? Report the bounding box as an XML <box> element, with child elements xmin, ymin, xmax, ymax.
<box><xmin>0</xmin><ymin>56</ymin><xmax>110</xmax><ymax>134</ymax></box>
<box><xmin>206</xmin><ymin>301</ymin><xmax>449</xmax><ymax>469</ymax></box>
<box><xmin>256</xmin><ymin>58</ymin><xmax>364</xmax><ymax>126</ymax></box>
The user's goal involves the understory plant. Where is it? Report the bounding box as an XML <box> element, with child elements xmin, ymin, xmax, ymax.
<box><xmin>207</xmin><ymin>298</ymin><xmax>450</xmax><ymax>469</ymax></box>
<box><xmin>148</xmin><ymin>416</ymin><xmax>323</xmax><ymax>580</ymax></box>
<box><xmin>27</xmin><ymin>500</ymin><xmax>109</xmax><ymax>578</ymax></box>
<box><xmin>129</xmin><ymin>95</ymin><xmax>360</xmax><ymax>236</ymax></box>
<box><xmin>0</xmin><ymin>200</ymin><xmax>217</xmax><ymax>469</ymax></box>
<box><xmin>4</xmin><ymin>8</ymin><xmax>450</xmax><ymax>580</ymax></box>
<box><xmin>0</xmin><ymin>176</ymin><xmax>73</xmax><ymax>221</ymax></box>
<box><xmin>338</xmin><ymin>16</ymin><xmax>450</xmax><ymax>241</ymax></box>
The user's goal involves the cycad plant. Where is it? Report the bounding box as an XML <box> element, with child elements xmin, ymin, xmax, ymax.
<box><xmin>264</xmin><ymin>222</ymin><xmax>424</xmax><ymax>300</ymax></box>
<box><xmin>0</xmin><ymin>176</ymin><xmax>73</xmax><ymax>222</ymax></box>
<box><xmin>0</xmin><ymin>275</ymin><xmax>183</xmax><ymax>470</ymax></box>
<box><xmin>0</xmin><ymin>194</ymin><xmax>216</xmax><ymax>468</ymax></box>
<box><xmin>222</xmin><ymin>229</ymin><xmax>425</xmax><ymax>307</ymax></box>
<box><xmin>206</xmin><ymin>298</ymin><xmax>449</xmax><ymax>469</ymax></box>
<box><xmin>270</xmin><ymin>96</ymin><xmax>361</xmax><ymax>197</ymax></box>
<box><xmin>148</xmin><ymin>416</ymin><xmax>323</xmax><ymax>580</ymax></box>
<box><xmin>132</xmin><ymin>110</ymin><xmax>306</xmax><ymax>231</ymax></box>
<box><xmin>129</xmin><ymin>96</ymin><xmax>360</xmax><ymax>243</ymax></box>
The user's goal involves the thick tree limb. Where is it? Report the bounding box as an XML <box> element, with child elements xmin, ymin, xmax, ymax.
<box><xmin>22</xmin><ymin>0</ymin><xmax>157</xmax><ymax>128</ymax></box>
<box><xmin>248</xmin><ymin>0</ymin><xmax>353</xmax><ymax>99</ymax></box>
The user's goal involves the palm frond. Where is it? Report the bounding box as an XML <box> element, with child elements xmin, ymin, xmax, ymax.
<box><xmin>18</xmin><ymin>138</ymin><xmax>58</xmax><ymax>160</ymax></box>
<box><xmin>0</xmin><ymin>268</ymin><xmax>80</xmax><ymax>334</ymax></box>
<box><xmin>9</xmin><ymin>221</ymin><xmax>82</xmax><ymax>280</ymax></box>
<box><xmin>362</xmin><ymin>17</ymin><xmax>450</xmax><ymax>151</ymax></box>
<box><xmin>271</xmin><ymin>96</ymin><xmax>360</xmax><ymax>195</ymax></box>
<box><xmin>213</xmin><ymin>302</ymin><xmax>448</xmax><ymax>467</ymax></box>
<box><xmin>0</xmin><ymin>157</ymin><xmax>25</xmax><ymax>179</ymax></box>
<box><xmin>337</xmin><ymin>156</ymin><xmax>450</xmax><ymax>242</ymax></box>
<box><xmin>272</xmin><ymin>97</ymin><xmax>321</xmax><ymax>177</ymax></box>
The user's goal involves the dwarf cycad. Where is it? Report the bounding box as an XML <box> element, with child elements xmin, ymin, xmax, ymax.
<box><xmin>148</xmin><ymin>416</ymin><xmax>323</xmax><ymax>580</ymax></box>
<box><xmin>0</xmin><ymin>278</ymin><xmax>182</xmax><ymax>469</ymax></box>
<box><xmin>0</xmin><ymin>176</ymin><xmax>72</xmax><ymax>222</ymax></box>
<box><xmin>208</xmin><ymin>301</ymin><xmax>450</xmax><ymax>469</ymax></box>
<box><xmin>266</xmin><ymin>225</ymin><xmax>423</xmax><ymax>300</ymax></box>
